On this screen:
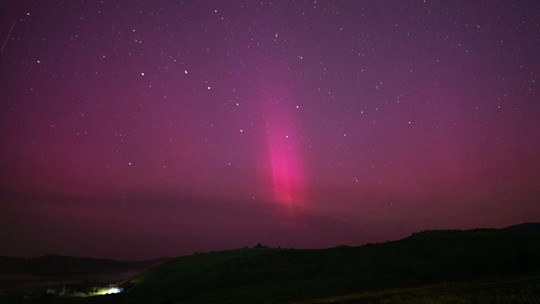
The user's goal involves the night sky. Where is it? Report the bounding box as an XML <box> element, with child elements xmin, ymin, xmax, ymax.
<box><xmin>1</xmin><ymin>0</ymin><xmax>540</xmax><ymax>260</ymax></box>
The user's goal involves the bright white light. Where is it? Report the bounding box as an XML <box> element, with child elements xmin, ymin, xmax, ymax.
<box><xmin>94</xmin><ymin>286</ymin><xmax>124</xmax><ymax>296</ymax></box>
<box><xmin>104</xmin><ymin>287</ymin><xmax>122</xmax><ymax>294</ymax></box>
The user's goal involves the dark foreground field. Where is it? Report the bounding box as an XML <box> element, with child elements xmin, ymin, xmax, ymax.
<box><xmin>2</xmin><ymin>223</ymin><xmax>540</xmax><ymax>303</ymax></box>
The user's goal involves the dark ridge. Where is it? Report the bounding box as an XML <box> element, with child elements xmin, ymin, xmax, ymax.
<box><xmin>120</xmin><ymin>223</ymin><xmax>540</xmax><ymax>303</ymax></box>
<box><xmin>409</xmin><ymin>227</ymin><xmax>497</xmax><ymax>237</ymax></box>
<box><xmin>502</xmin><ymin>222</ymin><xmax>540</xmax><ymax>235</ymax></box>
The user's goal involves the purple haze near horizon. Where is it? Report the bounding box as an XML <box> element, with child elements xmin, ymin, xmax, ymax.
<box><xmin>1</xmin><ymin>0</ymin><xmax>539</xmax><ymax>259</ymax></box>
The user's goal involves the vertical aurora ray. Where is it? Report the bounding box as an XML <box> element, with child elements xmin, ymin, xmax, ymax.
<box><xmin>262</xmin><ymin>91</ymin><xmax>305</xmax><ymax>209</ymax></box>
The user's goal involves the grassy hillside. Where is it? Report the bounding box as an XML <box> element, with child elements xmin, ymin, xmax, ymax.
<box><xmin>117</xmin><ymin>223</ymin><xmax>540</xmax><ymax>303</ymax></box>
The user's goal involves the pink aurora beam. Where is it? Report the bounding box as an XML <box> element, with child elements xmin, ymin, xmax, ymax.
<box><xmin>263</xmin><ymin>96</ymin><xmax>305</xmax><ymax>208</ymax></box>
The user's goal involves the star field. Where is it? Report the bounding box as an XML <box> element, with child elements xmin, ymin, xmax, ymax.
<box><xmin>1</xmin><ymin>0</ymin><xmax>540</xmax><ymax>259</ymax></box>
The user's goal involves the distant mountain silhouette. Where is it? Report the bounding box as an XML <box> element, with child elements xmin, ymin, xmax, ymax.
<box><xmin>0</xmin><ymin>255</ymin><xmax>166</xmax><ymax>276</ymax></box>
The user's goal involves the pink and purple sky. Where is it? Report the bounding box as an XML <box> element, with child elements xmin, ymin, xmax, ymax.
<box><xmin>1</xmin><ymin>0</ymin><xmax>539</xmax><ymax>259</ymax></box>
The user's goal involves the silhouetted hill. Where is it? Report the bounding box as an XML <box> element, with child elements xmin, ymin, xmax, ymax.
<box><xmin>502</xmin><ymin>222</ymin><xmax>540</xmax><ymax>235</ymax></box>
<box><xmin>121</xmin><ymin>223</ymin><xmax>540</xmax><ymax>303</ymax></box>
